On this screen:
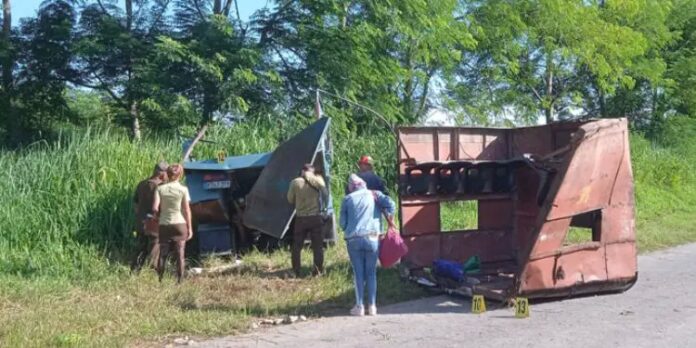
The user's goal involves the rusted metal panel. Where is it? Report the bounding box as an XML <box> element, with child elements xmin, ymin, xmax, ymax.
<box><xmin>440</xmin><ymin>230</ymin><xmax>515</xmax><ymax>263</ymax></box>
<box><xmin>397</xmin><ymin>118</ymin><xmax>637</xmax><ymax>301</ymax></box>
<box><xmin>605</xmin><ymin>242</ymin><xmax>637</xmax><ymax>279</ymax></box>
<box><xmin>510</xmin><ymin>127</ymin><xmax>553</xmax><ymax>157</ymax></box>
<box><xmin>478</xmin><ymin>199</ymin><xmax>514</xmax><ymax>230</ymax></box>
<box><xmin>400</xmin><ymin>203</ymin><xmax>440</xmax><ymax>236</ymax></box>
<box><xmin>547</xmin><ymin>122</ymin><xmax>625</xmax><ymax>220</ymax></box>
<box><xmin>528</xmin><ymin>218</ymin><xmax>572</xmax><ymax>258</ymax></box>
<box><xmin>403</xmin><ymin>234</ymin><xmax>441</xmax><ymax>267</ymax></box>
<box><xmin>522</xmin><ymin>245</ymin><xmax>606</xmax><ymax>292</ymax></box>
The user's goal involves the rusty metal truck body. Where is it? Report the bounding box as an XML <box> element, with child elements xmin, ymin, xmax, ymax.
<box><xmin>397</xmin><ymin>118</ymin><xmax>637</xmax><ymax>300</ymax></box>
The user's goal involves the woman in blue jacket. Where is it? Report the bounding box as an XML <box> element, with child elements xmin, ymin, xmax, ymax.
<box><xmin>340</xmin><ymin>174</ymin><xmax>396</xmax><ymax>316</ymax></box>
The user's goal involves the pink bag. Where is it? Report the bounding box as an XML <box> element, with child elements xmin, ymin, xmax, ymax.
<box><xmin>379</xmin><ymin>227</ymin><xmax>409</xmax><ymax>268</ymax></box>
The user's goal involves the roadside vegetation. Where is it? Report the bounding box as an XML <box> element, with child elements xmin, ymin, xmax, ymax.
<box><xmin>1</xmin><ymin>117</ymin><xmax>695</xmax><ymax>347</ymax></box>
<box><xmin>1</xmin><ymin>0</ymin><xmax>696</xmax><ymax>345</ymax></box>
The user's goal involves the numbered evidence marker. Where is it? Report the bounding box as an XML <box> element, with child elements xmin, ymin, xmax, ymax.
<box><xmin>471</xmin><ymin>295</ymin><xmax>486</xmax><ymax>314</ymax></box>
<box><xmin>216</xmin><ymin>150</ymin><xmax>227</xmax><ymax>163</ymax></box>
<box><xmin>514</xmin><ymin>297</ymin><xmax>530</xmax><ymax>318</ymax></box>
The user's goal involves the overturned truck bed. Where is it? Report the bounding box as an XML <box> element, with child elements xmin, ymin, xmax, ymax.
<box><xmin>397</xmin><ymin>118</ymin><xmax>637</xmax><ymax>301</ymax></box>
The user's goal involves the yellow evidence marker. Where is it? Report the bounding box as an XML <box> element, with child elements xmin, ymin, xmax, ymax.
<box><xmin>471</xmin><ymin>295</ymin><xmax>486</xmax><ymax>314</ymax></box>
<box><xmin>216</xmin><ymin>150</ymin><xmax>227</xmax><ymax>163</ymax></box>
<box><xmin>514</xmin><ymin>297</ymin><xmax>530</xmax><ymax>318</ymax></box>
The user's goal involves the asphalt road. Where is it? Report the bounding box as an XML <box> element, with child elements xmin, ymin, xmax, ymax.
<box><xmin>201</xmin><ymin>243</ymin><xmax>696</xmax><ymax>348</ymax></box>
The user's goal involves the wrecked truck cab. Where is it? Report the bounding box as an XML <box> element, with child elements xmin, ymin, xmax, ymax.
<box><xmin>397</xmin><ymin>118</ymin><xmax>637</xmax><ymax>301</ymax></box>
<box><xmin>184</xmin><ymin>117</ymin><xmax>336</xmax><ymax>256</ymax></box>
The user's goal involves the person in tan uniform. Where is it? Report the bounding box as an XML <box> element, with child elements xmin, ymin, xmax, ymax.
<box><xmin>152</xmin><ymin>164</ymin><xmax>192</xmax><ymax>283</ymax></box>
<box><xmin>287</xmin><ymin>163</ymin><xmax>328</xmax><ymax>277</ymax></box>
<box><xmin>131</xmin><ymin>161</ymin><xmax>168</xmax><ymax>272</ymax></box>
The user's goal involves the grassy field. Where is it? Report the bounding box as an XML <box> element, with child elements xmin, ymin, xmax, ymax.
<box><xmin>1</xmin><ymin>119</ymin><xmax>696</xmax><ymax>347</ymax></box>
<box><xmin>0</xmin><ymin>243</ymin><xmax>424</xmax><ymax>347</ymax></box>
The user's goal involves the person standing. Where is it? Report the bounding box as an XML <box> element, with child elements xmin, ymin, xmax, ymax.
<box><xmin>152</xmin><ymin>164</ymin><xmax>192</xmax><ymax>283</ymax></box>
<box><xmin>340</xmin><ymin>174</ymin><xmax>396</xmax><ymax>316</ymax></box>
<box><xmin>287</xmin><ymin>163</ymin><xmax>327</xmax><ymax>277</ymax></box>
<box><xmin>131</xmin><ymin>161</ymin><xmax>168</xmax><ymax>272</ymax></box>
<box><xmin>345</xmin><ymin>155</ymin><xmax>388</xmax><ymax>195</ymax></box>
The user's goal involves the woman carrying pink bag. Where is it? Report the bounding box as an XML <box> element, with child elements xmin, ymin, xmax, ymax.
<box><xmin>340</xmin><ymin>174</ymin><xmax>396</xmax><ymax>317</ymax></box>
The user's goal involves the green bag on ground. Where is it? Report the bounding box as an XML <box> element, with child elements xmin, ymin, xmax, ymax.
<box><xmin>463</xmin><ymin>255</ymin><xmax>481</xmax><ymax>274</ymax></box>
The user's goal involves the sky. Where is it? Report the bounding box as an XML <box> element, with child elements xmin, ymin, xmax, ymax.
<box><xmin>11</xmin><ymin>0</ymin><xmax>267</xmax><ymax>26</ymax></box>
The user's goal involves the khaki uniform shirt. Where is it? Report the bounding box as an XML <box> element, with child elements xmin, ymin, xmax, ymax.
<box><xmin>287</xmin><ymin>173</ymin><xmax>327</xmax><ymax>217</ymax></box>
<box><xmin>155</xmin><ymin>182</ymin><xmax>191</xmax><ymax>225</ymax></box>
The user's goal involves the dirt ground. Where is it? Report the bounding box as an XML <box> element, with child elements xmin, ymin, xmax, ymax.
<box><xmin>201</xmin><ymin>243</ymin><xmax>696</xmax><ymax>348</ymax></box>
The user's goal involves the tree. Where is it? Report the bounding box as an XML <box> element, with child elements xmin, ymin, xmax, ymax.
<box><xmin>141</xmin><ymin>0</ymin><xmax>263</xmax><ymax>130</ymax></box>
<box><xmin>15</xmin><ymin>0</ymin><xmax>78</xmax><ymax>130</ymax></box>
<box><xmin>73</xmin><ymin>0</ymin><xmax>172</xmax><ymax>140</ymax></box>
<box><xmin>449</xmin><ymin>0</ymin><xmax>668</xmax><ymax>125</ymax></box>
<box><xmin>254</xmin><ymin>0</ymin><xmax>474</xmax><ymax>131</ymax></box>
<box><xmin>0</xmin><ymin>0</ymin><xmax>78</xmax><ymax>143</ymax></box>
<box><xmin>662</xmin><ymin>0</ymin><xmax>696</xmax><ymax>119</ymax></box>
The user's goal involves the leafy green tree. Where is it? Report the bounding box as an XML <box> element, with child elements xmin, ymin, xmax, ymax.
<box><xmin>254</xmin><ymin>0</ymin><xmax>473</xmax><ymax>131</ymax></box>
<box><xmin>662</xmin><ymin>0</ymin><xmax>696</xmax><ymax>118</ymax></box>
<box><xmin>449</xmin><ymin>0</ymin><xmax>669</xmax><ymax>125</ymax></box>
<box><xmin>0</xmin><ymin>0</ymin><xmax>78</xmax><ymax>143</ymax></box>
<box><xmin>72</xmin><ymin>0</ymin><xmax>172</xmax><ymax>140</ymax></box>
<box><xmin>143</xmin><ymin>0</ymin><xmax>264</xmax><ymax>131</ymax></box>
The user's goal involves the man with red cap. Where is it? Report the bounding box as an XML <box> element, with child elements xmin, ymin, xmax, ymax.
<box><xmin>345</xmin><ymin>155</ymin><xmax>387</xmax><ymax>195</ymax></box>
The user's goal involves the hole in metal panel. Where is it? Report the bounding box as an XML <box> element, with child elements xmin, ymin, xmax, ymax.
<box><xmin>440</xmin><ymin>200</ymin><xmax>478</xmax><ymax>231</ymax></box>
<box><xmin>564</xmin><ymin>209</ymin><xmax>602</xmax><ymax>245</ymax></box>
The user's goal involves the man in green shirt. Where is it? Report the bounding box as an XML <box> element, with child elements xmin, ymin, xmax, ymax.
<box><xmin>287</xmin><ymin>163</ymin><xmax>327</xmax><ymax>277</ymax></box>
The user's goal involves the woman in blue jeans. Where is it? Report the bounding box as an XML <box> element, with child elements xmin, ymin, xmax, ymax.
<box><xmin>340</xmin><ymin>174</ymin><xmax>396</xmax><ymax>316</ymax></box>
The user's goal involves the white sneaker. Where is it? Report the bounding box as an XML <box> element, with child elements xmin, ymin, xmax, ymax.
<box><xmin>350</xmin><ymin>305</ymin><xmax>364</xmax><ymax>316</ymax></box>
<box><xmin>368</xmin><ymin>305</ymin><xmax>377</xmax><ymax>316</ymax></box>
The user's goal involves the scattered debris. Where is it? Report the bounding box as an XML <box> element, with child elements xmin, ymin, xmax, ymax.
<box><xmin>257</xmin><ymin>315</ymin><xmax>307</xmax><ymax>327</ymax></box>
<box><xmin>187</xmin><ymin>261</ymin><xmax>244</xmax><ymax>277</ymax></box>
<box><xmin>416</xmin><ymin>277</ymin><xmax>436</xmax><ymax>287</ymax></box>
<box><xmin>173</xmin><ymin>336</ymin><xmax>196</xmax><ymax>345</ymax></box>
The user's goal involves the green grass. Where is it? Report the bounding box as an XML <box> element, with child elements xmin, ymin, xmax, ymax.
<box><xmin>0</xmin><ymin>241</ymin><xmax>424</xmax><ymax>347</ymax></box>
<box><xmin>1</xmin><ymin>118</ymin><xmax>696</xmax><ymax>346</ymax></box>
<box><xmin>440</xmin><ymin>200</ymin><xmax>478</xmax><ymax>231</ymax></box>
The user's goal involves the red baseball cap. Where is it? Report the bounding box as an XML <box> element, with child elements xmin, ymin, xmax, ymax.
<box><xmin>358</xmin><ymin>155</ymin><xmax>374</xmax><ymax>165</ymax></box>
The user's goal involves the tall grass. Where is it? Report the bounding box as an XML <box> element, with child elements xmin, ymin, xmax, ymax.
<box><xmin>0</xmin><ymin>129</ymin><xmax>178</xmax><ymax>279</ymax></box>
<box><xmin>0</xmin><ymin>119</ymin><xmax>395</xmax><ymax>280</ymax></box>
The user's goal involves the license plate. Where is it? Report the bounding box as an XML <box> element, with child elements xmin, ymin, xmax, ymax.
<box><xmin>203</xmin><ymin>180</ymin><xmax>231</xmax><ymax>190</ymax></box>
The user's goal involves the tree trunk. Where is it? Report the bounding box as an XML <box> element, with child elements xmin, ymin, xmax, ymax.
<box><xmin>2</xmin><ymin>0</ymin><xmax>11</xmax><ymax>91</ymax></box>
<box><xmin>544</xmin><ymin>61</ymin><xmax>554</xmax><ymax>124</ymax></box>
<box><xmin>223</xmin><ymin>0</ymin><xmax>233</xmax><ymax>18</ymax></box>
<box><xmin>213</xmin><ymin>0</ymin><xmax>222</xmax><ymax>15</ymax></box>
<box><xmin>130</xmin><ymin>101</ymin><xmax>141</xmax><ymax>141</ymax></box>
<box><xmin>125</xmin><ymin>0</ymin><xmax>141</xmax><ymax>141</ymax></box>
<box><xmin>2</xmin><ymin>0</ymin><xmax>17</xmax><ymax>142</ymax></box>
